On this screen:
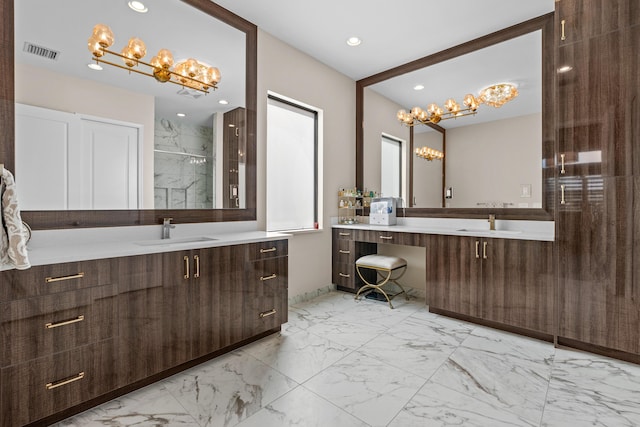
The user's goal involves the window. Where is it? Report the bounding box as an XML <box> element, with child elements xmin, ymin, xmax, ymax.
<box><xmin>380</xmin><ymin>134</ymin><xmax>403</xmax><ymax>198</ymax></box>
<box><xmin>267</xmin><ymin>94</ymin><xmax>320</xmax><ymax>232</ymax></box>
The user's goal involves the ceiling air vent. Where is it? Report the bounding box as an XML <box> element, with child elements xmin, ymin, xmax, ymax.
<box><xmin>23</xmin><ymin>42</ymin><xmax>60</xmax><ymax>61</ymax></box>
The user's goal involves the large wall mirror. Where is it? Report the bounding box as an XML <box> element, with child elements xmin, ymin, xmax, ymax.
<box><xmin>356</xmin><ymin>13</ymin><xmax>555</xmax><ymax>220</ymax></box>
<box><xmin>0</xmin><ymin>0</ymin><xmax>257</xmax><ymax>229</ymax></box>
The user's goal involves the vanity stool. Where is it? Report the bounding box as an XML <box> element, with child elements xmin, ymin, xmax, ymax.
<box><xmin>354</xmin><ymin>254</ymin><xmax>409</xmax><ymax>309</ymax></box>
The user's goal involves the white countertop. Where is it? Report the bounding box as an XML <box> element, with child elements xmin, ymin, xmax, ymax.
<box><xmin>1</xmin><ymin>221</ymin><xmax>290</xmax><ymax>271</ymax></box>
<box><xmin>332</xmin><ymin>217</ymin><xmax>555</xmax><ymax>242</ymax></box>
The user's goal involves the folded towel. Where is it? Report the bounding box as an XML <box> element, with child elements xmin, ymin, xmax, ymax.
<box><xmin>1</xmin><ymin>167</ymin><xmax>31</xmax><ymax>270</ymax></box>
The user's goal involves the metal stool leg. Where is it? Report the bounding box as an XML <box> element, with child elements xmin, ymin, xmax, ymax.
<box><xmin>355</xmin><ymin>264</ymin><xmax>408</xmax><ymax>309</ymax></box>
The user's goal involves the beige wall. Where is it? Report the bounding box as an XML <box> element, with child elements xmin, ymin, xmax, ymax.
<box><xmin>257</xmin><ymin>30</ymin><xmax>355</xmax><ymax>298</ymax></box>
<box><xmin>413</xmin><ymin>130</ymin><xmax>444</xmax><ymax>207</ymax></box>
<box><xmin>362</xmin><ymin>87</ymin><xmax>410</xmax><ymax>196</ymax></box>
<box><xmin>15</xmin><ymin>63</ymin><xmax>156</xmax><ymax>208</ymax></box>
<box><xmin>445</xmin><ymin>113</ymin><xmax>542</xmax><ymax>208</ymax></box>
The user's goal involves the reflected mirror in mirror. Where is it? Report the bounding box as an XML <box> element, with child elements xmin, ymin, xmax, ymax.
<box><xmin>364</xmin><ymin>30</ymin><xmax>542</xmax><ymax>209</ymax></box>
<box><xmin>14</xmin><ymin>0</ymin><xmax>246</xmax><ymax>210</ymax></box>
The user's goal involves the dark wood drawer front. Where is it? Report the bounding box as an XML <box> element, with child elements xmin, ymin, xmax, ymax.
<box><xmin>335</xmin><ymin>230</ymin><xmax>354</xmax><ymax>240</ymax></box>
<box><xmin>334</xmin><ymin>240</ymin><xmax>355</xmax><ymax>263</ymax></box>
<box><xmin>0</xmin><ymin>259</ymin><xmax>116</xmax><ymax>301</ymax></box>
<box><xmin>1</xmin><ymin>339</ymin><xmax>117</xmax><ymax>427</ymax></box>
<box><xmin>333</xmin><ymin>263</ymin><xmax>356</xmax><ymax>289</ymax></box>
<box><xmin>246</xmin><ymin>240</ymin><xmax>288</xmax><ymax>260</ymax></box>
<box><xmin>353</xmin><ymin>229</ymin><xmax>423</xmax><ymax>246</ymax></box>
<box><xmin>245</xmin><ymin>257</ymin><xmax>288</xmax><ymax>335</ymax></box>
<box><xmin>1</xmin><ymin>285</ymin><xmax>116</xmax><ymax>367</ymax></box>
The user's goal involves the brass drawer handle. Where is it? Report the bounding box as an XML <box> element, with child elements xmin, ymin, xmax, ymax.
<box><xmin>561</xmin><ymin>184</ymin><xmax>566</xmax><ymax>205</ymax></box>
<box><xmin>561</xmin><ymin>19</ymin><xmax>566</xmax><ymax>41</ymax></box>
<box><xmin>339</xmin><ymin>232</ymin><xmax>351</xmax><ymax>237</ymax></box>
<box><xmin>260</xmin><ymin>274</ymin><xmax>277</xmax><ymax>281</ymax></box>
<box><xmin>260</xmin><ymin>247</ymin><xmax>277</xmax><ymax>253</ymax></box>
<box><xmin>560</xmin><ymin>153</ymin><xmax>566</xmax><ymax>175</ymax></box>
<box><xmin>339</xmin><ymin>273</ymin><xmax>350</xmax><ymax>278</ymax></box>
<box><xmin>45</xmin><ymin>272</ymin><xmax>85</xmax><ymax>283</ymax></box>
<box><xmin>46</xmin><ymin>372</ymin><xmax>85</xmax><ymax>390</ymax></box>
<box><xmin>259</xmin><ymin>309</ymin><xmax>277</xmax><ymax>318</ymax></box>
<box><xmin>339</xmin><ymin>250</ymin><xmax>351</xmax><ymax>254</ymax></box>
<box><xmin>45</xmin><ymin>315</ymin><xmax>85</xmax><ymax>329</ymax></box>
<box><xmin>475</xmin><ymin>241</ymin><xmax>480</xmax><ymax>259</ymax></box>
<box><xmin>184</xmin><ymin>256</ymin><xmax>190</xmax><ymax>279</ymax></box>
<box><xmin>379</xmin><ymin>235</ymin><xmax>393</xmax><ymax>240</ymax></box>
<box><xmin>483</xmin><ymin>241</ymin><xmax>488</xmax><ymax>260</ymax></box>
<box><xmin>194</xmin><ymin>255</ymin><xmax>200</xmax><ymax>279</ymax></box>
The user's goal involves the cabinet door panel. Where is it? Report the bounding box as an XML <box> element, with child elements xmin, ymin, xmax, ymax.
<box><xmin>557</xmin><ymin>0</ymin><xmax>639</xmax><ymax>45</ymax></box>
<box><xmin>117</xmin><ymin>254</ymin><xmax>166</xmax><ymax>384</ymax></box>
<box><xmin>482</xmin><ymin>239</ymin><xmax>555</xmax><ymax>334</ymax></box>
<box><xmin>161</xmin><ymin>251</ymin><xmax>192</xmax><ymax>367</ymax></box>
<box><xmin>426</xmin><ymin>235</ymin><xmax>481</xmax><ymax>317</ymax></box>
<box><xmin>558</xmin><ymin>176</ymin><xmax>640</xmax><ymax>353</ymax></box>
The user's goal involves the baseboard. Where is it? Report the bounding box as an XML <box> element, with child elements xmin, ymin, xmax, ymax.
<box><xmin>288</xmin><ymin>283</ymin><xmax>336</xmax><ymax>305</ymax></box>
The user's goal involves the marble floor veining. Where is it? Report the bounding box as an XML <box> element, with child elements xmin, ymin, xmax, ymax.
<box><xmin>56</xmin><ymin>291</ymin><xmax>640</xmax><ymax>427</ymax></box>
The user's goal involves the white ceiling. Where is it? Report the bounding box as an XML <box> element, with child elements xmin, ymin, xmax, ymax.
<box><xmin>212</xmin><ymin>0</ymin><xmax>554</xmax><ymax>80</ymax></box>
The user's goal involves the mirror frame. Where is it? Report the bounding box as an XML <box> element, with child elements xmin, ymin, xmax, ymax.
<box><xmin>356</xmin><ymin>13</ymin><xmax>555</xmax><ymax>220</ymax></box>
<box><xmin>0</xmin><ymin>0</ymin><xmax>257</xmax><ymax>229</ymax></box>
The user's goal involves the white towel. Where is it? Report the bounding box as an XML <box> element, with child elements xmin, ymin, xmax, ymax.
<box><xmin>1</xmin><ymin>167</ymin><xmax>31</xmax><ymax>270</ymax></box>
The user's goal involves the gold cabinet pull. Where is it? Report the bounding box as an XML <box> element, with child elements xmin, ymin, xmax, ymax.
<box><xmin>45</xmin><ymin>315</ymin><xmax>84</xmax><ymax>329</ymax></box>
<box><xmin>339</xmin><ymin>272</ymin><xmax>350</xmax><ymax>278</ymax></box>
<box><xmin>46</xmin><ymin>372</ymin><xmax>85</xmax><ymax>390</ymax></box>
<box><xmin>260</xmin><ymin>273</ymin><xmax>277</xmax><ymax>281</ymax></box>
<box><xmin>475</xmin><ymin>241</ymin><xmax>480</xmax><ymax>259</ymax></box>
<box><xmin>561</xmin><ymin>19</ymin><xmax>566</xmax><ymax>41</ymax></box>
<box><xmin>339</xmin><ymin>249</ymin><xmax>351</xmax><ymax>254</ymax></box>
<box><xmin>483</xmin><ymin>241</ymin><xmax>488</xmax><ymax>260</ymax></box>
<box><xmin>561</xmin><ymin>184</ymin><xmax>566</xmax><ymax>205</ymax></box>
<box><xmin>193</xmin><ymin>255</ymin><xmax>200</xmax><ymax>279</ymax></box>
<box><xmin>260</xmin><ymin>247</ymin><xmax>277</xmax><ymax>253</ymax></box>
<box><xmin>183</xmin><ymin>255</ymin><xmax>190</xmax><ymax>279</ymax></box>
<box><xmin>339</xmin><ymin>232</ymin><xmax>351</xmax><ymax>237</ymax></box>
<box><xmin>259</xmin><ymin>309</ymin><xmax>277</xmax><ymax>318</ymax></box>
<box><xmin>560</xmin><ymin>153</ymin><xmax>566</xmax><ymax>175</ymax></box>
<box><xmin>379</xmin><ymin>235</ymin><xmax>393</xmax><ymax>240</ymax></box>
<box><xmin>45</xmin><ymin>272</ymin><xmax>85</xmax><ymax>283</ymax></box>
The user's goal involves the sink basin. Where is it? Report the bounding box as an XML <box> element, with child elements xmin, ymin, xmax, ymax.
<box><xmin>456</xmin><ymin>228</ymin><xmax>522</xmax><ymax>235</ymax></box>
<box><xmin>135</xmin><ymin>236</ymin><xmax>218</xmax><ymax>246</ymax></box>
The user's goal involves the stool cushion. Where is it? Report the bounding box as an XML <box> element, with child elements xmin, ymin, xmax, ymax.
<box><xmin>356</xmin><ymin>254</ymin><xmax>407</xmax><ymax>270</ymax></box>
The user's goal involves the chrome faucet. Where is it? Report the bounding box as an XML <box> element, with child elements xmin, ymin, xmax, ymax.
<box><xmin>488</xmin><ymin>214</ymin><xmax>496</xmax><ymax>231</ymax></box>
<box><xmin>162</xmin><ymin>217</ymin><xmax>175</xmax><ymax>239</ymax></box>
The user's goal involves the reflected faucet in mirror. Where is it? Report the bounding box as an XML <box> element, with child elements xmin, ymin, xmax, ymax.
<box><xmin>488</xmin><ymin>214</ymin><xmax>496</xmax><ymax>231</ymax></box>
<box><xmin>162</xmin><ymin>217</ymin><xmax>175</xmax><ymax>239</ymax></box>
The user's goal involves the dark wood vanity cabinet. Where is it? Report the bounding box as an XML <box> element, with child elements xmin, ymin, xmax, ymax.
<box><xmin>0</xmin><ymin>259</ymin><xmax>119</xmax><ymax>426</ymax></box>
<box><xmin>556</xmin><ymin>0</ymin><xmax>640</xmax><ymax>356</ymax></box>
<box><xmin>0</xmin><ymin>239</ymin><xmax>288</xmax><ymax>427</ymax></box>
<box><xmin>331</xmin><ymin>229</ymin><xmax>377</xmax><ymax>292</ymax></box>
<box><xmin>426</xmin><ymin>235</ymin><xmax>554</xmax><ymax>335</ymax></box>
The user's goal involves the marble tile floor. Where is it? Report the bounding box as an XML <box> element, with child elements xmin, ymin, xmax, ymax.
<box><xmin>56</xmin><ymin>291</ymin><xmax>640</xmax><ymax>427</ymax></box>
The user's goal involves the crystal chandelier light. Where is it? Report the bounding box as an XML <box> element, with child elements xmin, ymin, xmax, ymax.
<box><xmin>87</xmin><ymin>24</ymin><xmax>220</xmax><ymax>94</ymax></box>
<box><xmin>414</xmin><ymin>146</ymin><xmax>444</xmax><ymax>161</ymax></box>
<box><xmin>397</xmin><ymin>83</ymin><xmax>518</xmax><ymax>127</ymax></box>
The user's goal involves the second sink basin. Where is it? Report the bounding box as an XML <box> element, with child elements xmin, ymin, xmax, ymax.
<box><xmin>135</xmin><ymin>236</ymin><xmax>218</xmax><ymax>246</ymax></box>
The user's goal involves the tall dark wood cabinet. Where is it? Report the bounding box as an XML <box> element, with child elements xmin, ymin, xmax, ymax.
<box><xmin>223</xmin><ymin>107</ymin><xmax>246</xmax><ymax>208</ymax></box>
<box><xmin>556</xmin><ymin>0</ymin><xmax>640</xmax><ymax>356</ymax></box>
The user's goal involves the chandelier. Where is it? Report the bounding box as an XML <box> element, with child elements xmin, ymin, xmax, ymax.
<box><xmin>87</xmin><ymin>24</ymin><xmax>220</xmax><ymax>94</ymax></box>
<box><xmin>414</xmin><ymin>146</ymin><xmax>444</xmax><ymax>161</ymax></box>
<box><xmin>397</xmin><ymin>83</ymin><xmax>518</xmax><ymax>127</ymax></box>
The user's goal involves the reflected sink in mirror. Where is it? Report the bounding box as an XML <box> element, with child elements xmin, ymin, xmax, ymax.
<box><xmin>456</xmin><ymin>228</ymin><xmax>522</xmax><ymax>235</ymax></box>
<box><xmin>135</xmin><ymin>236</ymin><xmax>218</xmax><ymax>246</ymax></box>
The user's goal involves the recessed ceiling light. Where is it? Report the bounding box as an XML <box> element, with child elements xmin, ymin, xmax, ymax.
<box><xmin>176</xmin><ymin>113</ymin><xmax>186</xmax><ymax>118</ymax></box>
<box><xmin>87</xmin><ymin>63</ymin><xmax>103</xmax><ymax>71</ymax></box>
<box><xmin>128</xmin><ymin>1</ymin><xmax>148</xmax><ymax>13</ymax></box>
<box><xmin>218</xmin><ymin>99</ymin><xmax>229</xmax><ymax>105</ymax></box>
<box><xmin>346</xmin><ymin>37</ymin><xmax>361</xmax><ymax>47</ymax></box>
<box><xmin>413</xmin><ymin>84</ymin><xmax>424</xmax><ymax>91</ymax></box>
<box><xmin>557</xmin><ymin>65</ymin><xmax>573</xmax><ymax>73</ymax></box>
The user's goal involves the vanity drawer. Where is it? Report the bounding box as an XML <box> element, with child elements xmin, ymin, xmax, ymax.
<box><xmin>0</xmin><ymin>285</ymin><xmax>116</xmax><ymax>367</ymax></box>
<box><xmin>1</xmin><ymin>339</ymin><xmax>117</xmax><ymax>427</ymax></box>
<box><xmin>333</xmin><ymin>239</ymin><xmax>355</xmax><ymax>262</ymax></box>
<box><xmin>246</xmin><ymin>240</ymin><xmax>288</xmax><ymax>260</ymax></box>
<box><xmin>333</xmin><ymin>263</ymin><xmax>356</xmax><ymax>289</ymax></box>
<box><xmin>353</xmin><ymin>229</ymin><xmax>422</xmax><ymax>246</ymax></box>
<box><xmin>0</xmin><ymin>258</ymin><xmax>116</xmax><ymax>301</ymax></box>
<box><xmin>335</xmin><ymin>229</ymin><xmax>355</xmax><ymax>240</ymax></box>
<box><xmin>245</xmin><ymin>257</ymin><xmax>288</xmax><ymax>335</ymax></box>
